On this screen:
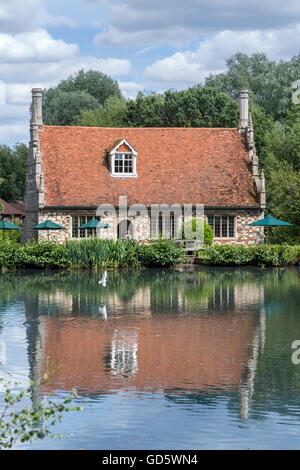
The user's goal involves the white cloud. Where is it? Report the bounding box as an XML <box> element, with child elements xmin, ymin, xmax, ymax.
<box><xmin>92</xmin><ymin>0</ymin><xmax>300</xmax><ymax>48</ymax></box>
<box><xmin>0</xmin><ymin>26</ymin><xmax>131</xmax><ymax>144</ymax></box>
<box><xmin>0</xmin><ymin>30</ymin><xmax>78</xmax><ymax>63</ymax></box>
<box><xmin>0</xmin><ymin>28</ymin><xmax>130</xmax><ymax>85</ymax></box>
<box><xmin>0</xmin><ymin>0</ymin><xmax>74</xmax><ymax>33</ymax></box>
<box><xmin>144</xmin><ymin>25</ymin><xmax>300</xmax><ymax>88</ymax></box>
<box><xmin>118</xmin><ymin>81</ymin><xmax>144</xmax><ymax>99</ymax></box>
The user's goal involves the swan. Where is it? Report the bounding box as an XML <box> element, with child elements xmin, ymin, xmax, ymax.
<box><xmin>99</xmin><ymin>270</ymin><xmax>107</xmax><ymax>286</ymax></box>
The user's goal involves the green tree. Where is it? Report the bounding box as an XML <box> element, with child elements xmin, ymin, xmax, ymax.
<box><xmin>43</xmin><ymin>90</ymin><xmax>99</xmax><ymax>126</ymax></box>
<box><xmin>264</xmin><ymin>159</ymin><xmax>300</xmax><ymax>244</ymax></box>
<box><xmin>75</xmin><ymin>95</ymin><xmax>127</xmax><ymax>127</ymax></box>
<box><xmin>0</xmin><ymin>358</ymin><xmax>82</xmax><ymax>449</ymax></box>
<box><xmin>126</xmin><ymin>86</ymin><xmax>238</xmax><ymax>128</ymax></box>
<box><xmin>205</xmin><ymin>52</ymin><xmax>300</xmax><ymax>120</ymax></box>
<box><xmin>0</xmin><ymin>144</ymin><xmax>28</xmax><ymax>202</ymax></box>
<box><xmin>43</xmin><ymin>70</ymin><xmax>122</xmax><ymax>126</ymax></box>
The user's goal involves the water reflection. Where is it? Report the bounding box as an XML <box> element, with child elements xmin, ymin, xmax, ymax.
<box><xmin>1</xmin><ymin>267</ymin><xmax>300</xmax><ymax>428</ymax></box>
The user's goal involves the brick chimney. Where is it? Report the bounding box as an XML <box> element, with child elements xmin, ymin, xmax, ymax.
<box><xmin>31</xmin><ymin>88</ymin><xmax>43</xmax><ymax>126</ymax></box>
<box><xmin>239</xmin><ymin>89</ymin><xmax>249</xmax><ymax>132</ymax></box>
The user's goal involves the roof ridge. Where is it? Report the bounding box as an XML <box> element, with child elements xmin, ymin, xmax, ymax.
<box><xmin>41</xmin><ymin>125</ymin><xmax>239</xmax><ymax>131</ymax></box>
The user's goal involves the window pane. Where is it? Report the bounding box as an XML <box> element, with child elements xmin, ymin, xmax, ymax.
<box><xmin>222</xmin><ymin>217</ymin><xmax>228</xmax><ymax>237</ymax></box>
<box><xmin>80</xmin><ymin>216</ymin><xmax>86</xmax><ymax>238</ymax></box>
<box><xmin>72</xmin><ymin>217</ymin><xmax>78</xmax><ymax>238</ymax></box>
<box><xmin>214</xmin><ymin>217</ymin><xmax>220</xmax><ymax>237</ymax></box>
<box><xmin>114</xmin><ymin>153</ymin><xmax>133</xmax><ymax>174</ymax></box>
<box><xmin>207</xmin><ymin>216</ymin><xmax>213</xmax><ymax>228</ymax></box>
<box><xmin>229</xmin><ymin>217</ymin><xmax>235</xmax><ymax>237</ymax></box>
<box><xmin>158</xmin><ymin>214</ymin><xmax>163</xmax><ymax>236</ymax></box>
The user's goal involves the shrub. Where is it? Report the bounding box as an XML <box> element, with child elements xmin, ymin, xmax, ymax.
<box><xmin>137</xmin><ymin>239</ymin><xmax>187</xmax><ymax>267</ymax></box>
<box><xmin>202</xmin><ymin>244</ymin><xmax>300</xmax><ymax>266</ymax></box>
<box><xmin>182</xmin><ymin>218</ymin><xmax>213</xmax><ymax>245</ymax></box>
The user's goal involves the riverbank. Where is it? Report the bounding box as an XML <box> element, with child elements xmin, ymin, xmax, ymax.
<box><xmin>0</xmin><ymin>239</ymin><xmax>299</xmax><ymax>270</ymax></box>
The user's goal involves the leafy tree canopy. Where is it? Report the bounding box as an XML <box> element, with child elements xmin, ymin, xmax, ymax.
<box><xmin>0</xmin><ymin>144</ymin><xmax>28</xmax><ymax>202</ymax></box>
<box><xmin>75</xmin><ymin>95</ymin><xmax>127</xmax><ymax>127</ymax></box>
<box><xmin>43</xmin><ymin>69</ymin><xmax>122</xmax><ymax>125</ymax></box>
<box><xmin>125</xmin><ymin>86</ymin><xmax>239</xmax><ymax>128</ymax></box>
<box><xmin>205</xmin><ymin>52</ymin><xmax>300</xmax><ymax>120</ymax></box>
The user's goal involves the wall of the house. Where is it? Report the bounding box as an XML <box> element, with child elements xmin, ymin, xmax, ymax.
<box><xmin>35</xmin><ymin>208</ymin><xmax>263</xmax><ymax>245</ymax></box>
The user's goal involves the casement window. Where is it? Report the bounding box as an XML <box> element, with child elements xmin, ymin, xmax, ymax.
<box><xmin>109</xmin><ymin>139</ymin><xmax>137</xmax><ymax>177</ymax></box>
<box><xmin>150</xmin><ymin>212</ymin><xmax>177</xmax><ymax>239</ymax></box>
<box><xmin>114</xmin><ymin>152</ymin><xmax>133</xmax><ymax>174</ymax></box>
<box><xmin>72</xmin><ymin>216</ymin><xmax>101</xmax><ymax>238</ymax></box>
<box><xmin>207</xmin><ymin>216</ymin><xmax>235</xmax><ymax>238</ymax></box>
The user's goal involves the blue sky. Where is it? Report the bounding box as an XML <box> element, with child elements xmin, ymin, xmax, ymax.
<box><xmin>0</xmin><ymin>0</ymin><xmax>300</xmax><ymax>145</ymax></box>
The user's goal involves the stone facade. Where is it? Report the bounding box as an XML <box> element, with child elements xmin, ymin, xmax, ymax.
<box><xmin>34</xmin><ymin>208</ymin><xmax>263</xmax><ymax>245</ymax></box>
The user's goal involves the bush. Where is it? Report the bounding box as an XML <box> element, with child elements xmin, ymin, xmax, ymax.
<box><xmin>202</xmin><ymin>244</ymin><xmax>300</xmax><ymax>266</ymax></box>
<box><xmin>137</xmin><ymin>239</ymin><xmax>187</xmax><ymax>267</ymax></box>
<box><xmin>182</xmin><ymin>218</ymin><xmax>213</xmax><ymax>245</ymax></box>
<box><xmin>0</xmin><ymin>240</ymin><xmax>69</xmax><ymax>270</ymax></box>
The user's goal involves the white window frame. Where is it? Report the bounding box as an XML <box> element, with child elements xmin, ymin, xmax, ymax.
<box><xmin>109</xmin><ymin>138</ymin><xmax>137</xmax><ymax>177</ymax></box>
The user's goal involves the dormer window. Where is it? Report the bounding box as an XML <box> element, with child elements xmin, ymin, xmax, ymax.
<box><xmin>109</xmin><ymin>139</ymin><xmax>137</xmax><ymax>177</ymax></box>
<box><xmin>114</xmin><ymin>152</ymin><xmax>133</xmax><ymax>174</ymax></box>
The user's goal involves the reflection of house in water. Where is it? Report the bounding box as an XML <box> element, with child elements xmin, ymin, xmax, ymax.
<box><xmin>109</xmin><ymin>328</ymin><xmax>139</xmax><ymax>379</ymax></box>
<box><xmin>24</xmin><ymin>278</ymin><xmax>266</xmax><ymax>420</ymax></box>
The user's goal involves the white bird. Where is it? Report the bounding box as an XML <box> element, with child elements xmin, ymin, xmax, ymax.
<box><xmin>99</xmin><ymin>270</ymin><xmax>107</xmax><ymax>286</ymax></box>
<box><xmin>0</xmin><ymin>340</ymin><xmax>6</xmax><ymax>366</ymax></box>
<box><xmin>99</xmin><ymin>304</ymin><xmax>107</xmax><ymax>321</ymax></box>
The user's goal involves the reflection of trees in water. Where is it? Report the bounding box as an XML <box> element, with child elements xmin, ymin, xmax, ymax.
<box><xmin>1</xmin><ymin>268</ymin><xmax>299</xmax><ymax>315</ymax></box>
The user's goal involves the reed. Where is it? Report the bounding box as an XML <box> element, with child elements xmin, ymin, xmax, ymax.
<box><xmin>65</xmin><ymin>239</ymin><xmax>141</xmax><ymax>269</ymax></box>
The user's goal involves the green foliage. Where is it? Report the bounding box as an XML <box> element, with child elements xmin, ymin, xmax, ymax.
<box><xmin>202</xmin><ymin>244</ymin><xmax>300</xmax><ymax>266</ymax></box>
<box><xmin>0</xmin><ymin>144</ymin><xmax>28</xmax><ymax>202</ymax></box>
<box><xmin>52</xmin><ymin>69</ymin><xmax>122</xmax><ymax>105</ymax></box>
<box><xmin>137</xmin><ymin>239</ymin><xmax>187</xmax><ymax>267</ymax></box>
<box><xmin>0</xmin><ymin>358</ymin><xmax>82</xmax><ymax>449</ymax></box>
<box><xmin>205</xmin><ymin>51</ymin><xmax>300</xmax><ymax>120</ymax></box>
<box><xmin>264</xmin><ymin>161</ymin><xmax>300</xmax><ymax>244</ymax></box>
<box><xmin>43</xmin><ymin>69</ymin><xmax>122</xmax><ymax>126</ymax></box>
<box><xmin>65</xmin><ymin>238</ymin><xmax>141</xmax><ymax>269</ymax></box>
<box><xmin>126</xmin><ymin>86</ymin><xmax>238</xmax><ymax>128</ymax></box>
<box><xmin>0</xmin><ymin>240</ymin><xmax>69</xmax><ymax>270</ymax></box>
<box><xmin>181</xmin><ymin>218</ymin><xmax>214</xmax><ymax>245</ymax></box>
<box><xmin>0</xmin><ymin>239</ymin><xmax>187</xmax><ymax>270</ymax></box>
<box><xmin>43</xmin><ymin>90</ymin><xmax>99</xmax><ymax>126</ymax></box>
<box><xmin>75</xmin><ymin>95</ymin><xmax>127</xmax><ymax>127</ymax></box>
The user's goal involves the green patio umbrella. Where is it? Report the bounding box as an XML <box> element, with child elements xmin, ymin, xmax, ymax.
<box><xmin>0</xmin><ymin>220</ymin><xmax>22</xmax><ymax>239</ymax></box>
<box><xmin>32</xmin><ymin>220</ymin><xmax>66</xmax><ymax>240</ymax></box>
<box><xmin>248</xmin><ymin>215</ymin><xmax>293</xmax><ymax>243</ymax></box>
<box><xmin>79</xmin><ymin>218</ymin><xmax>111</xmax><ymax>237</ymax></box>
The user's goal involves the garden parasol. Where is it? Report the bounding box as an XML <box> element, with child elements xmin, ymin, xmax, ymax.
<box><xmin>32</xmin><ymin>220</ymin><xmax>66</xmax><ymax>240</ymax></box>
<box><xmin>79</xmin><ymin>218</ymin><xmax>110</xmax><ymax>237</ymax></box>
<box><xmin>0</xmin><ymin>220</ymin><xmax>22</xmax><ymax>239</ymax></box>
<box><xmin>248</xmin><ymin>215</ymin><xmax>293</xmax><ymax>243</ymax></box>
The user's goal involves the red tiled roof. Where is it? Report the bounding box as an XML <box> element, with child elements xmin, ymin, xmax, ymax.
<box><xmin>39</xmin><ymin>126</ymin><xmax>259</xmax><ymax>208</ymax></box>
<box><xmin>0</xmin><ymin>198</ymin><xmax>24</xmax><ymax>216</ymax></box>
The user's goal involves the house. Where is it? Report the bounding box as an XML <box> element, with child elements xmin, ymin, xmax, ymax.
<box><xmin>22</xmin><ymin>88</ymin><xmax>266</xmax><ymax>244</ymax></box>
<box><xmin>0</xmin><ymin>198</ymin><xmax>25</xmax><ymax>223</ymax></box>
